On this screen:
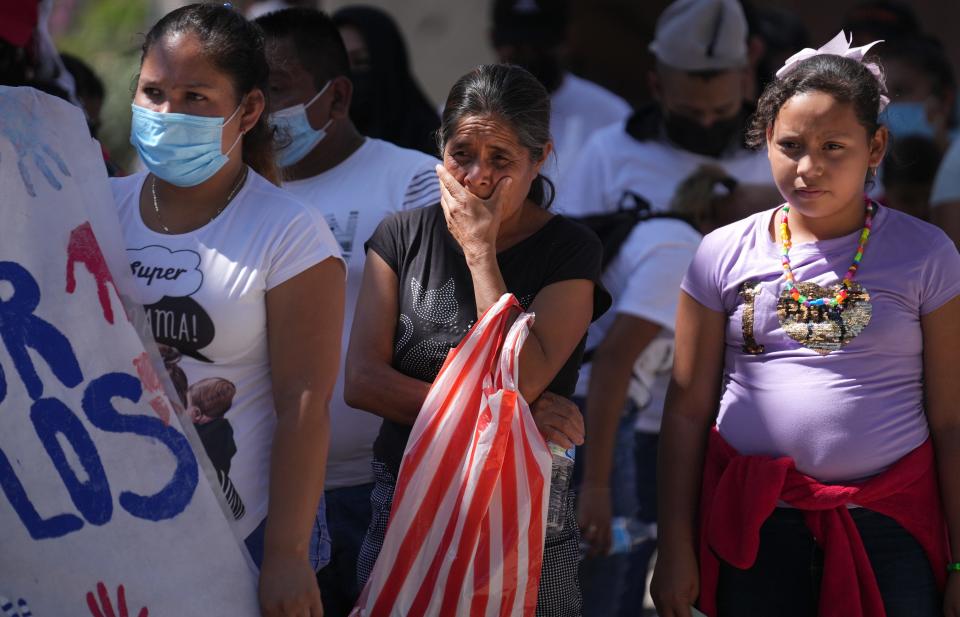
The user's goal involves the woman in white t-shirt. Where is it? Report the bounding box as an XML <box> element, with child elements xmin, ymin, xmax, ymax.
<box><xmin>113</xmin><ymin>5</ymin><xmax>345</xmax><ymax>616</ymax></box>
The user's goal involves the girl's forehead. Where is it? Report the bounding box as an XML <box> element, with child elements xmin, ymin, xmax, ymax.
<box><xmin>775</xmin><ymin>92</ymin><xmax>862</xmax><ymax>135</ymax></box>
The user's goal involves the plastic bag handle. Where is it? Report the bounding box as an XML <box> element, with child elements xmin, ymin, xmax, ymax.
<box><xmin>442</xmin><ymin>292</ymin><xmax>519</xmax><ymax>374</ymax></box>
<box><xmin>500</xmin><ymin>311</ymin><xmax>534</xmax><ymax>393</ymax></box>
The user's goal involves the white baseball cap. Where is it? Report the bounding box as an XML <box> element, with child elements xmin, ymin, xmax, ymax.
<box><xmin>649</xmin><ymin>0</ymin><xmax>748</xmax><ymax>71</ymax></box>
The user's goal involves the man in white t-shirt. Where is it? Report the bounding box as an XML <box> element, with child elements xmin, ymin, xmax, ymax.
<box><xmin>256</xmin><ymin>9</ymin><xmax>440</xmax><ymax>615</ymax></box>
<box><xmin>490</xmin><ymin>0</ymin><xmax>632</xmax><ymax>179</ymax></box>
<box><xmin>554</xmin><ymin>0</ymin><xmax>777</xmax><ymax>222</ymax></box>
<box><xmin>574</xmin><ymin>213</ymin><xmax>702</xmax><ymax>617</ymax></box>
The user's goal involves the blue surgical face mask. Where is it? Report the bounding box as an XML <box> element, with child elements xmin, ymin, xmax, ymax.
<box><xmin>130</xmin><ymin>102</ymin><xmax>244</xmax><ymax>187</ymax></box>
<box><xmin>271</xmin><ymin>81</ymin><xmax>332</xmax><ymax>168</ymax></box>
<box><xmin>882</xmin><ymin>101</ymin><xmax>935</xmax><ymax>139</ymax></box>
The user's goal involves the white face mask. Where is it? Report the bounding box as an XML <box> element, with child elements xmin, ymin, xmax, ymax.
<box><xmin>270</xmin><ymin>81</ymin><xmax>332</xmax><ymax>167</ymax></box>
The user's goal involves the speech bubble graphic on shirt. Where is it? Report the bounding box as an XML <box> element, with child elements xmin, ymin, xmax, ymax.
<box><xmin>127</xmin><ymin>246</ymin><xmax>213</xmax><ymax>362</ymax></box>
<box><xmin>127</xmin><ymin>245</ymin><xmax>203</xmax><ymax>305</ymax></box>
<box><xmin>143</xmin><ymin>295</ymin><xmax>215</xmax><ymax>363</ymax></box>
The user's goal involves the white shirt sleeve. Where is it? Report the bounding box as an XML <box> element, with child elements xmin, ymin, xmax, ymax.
<box><xmin>266</xmin><ymin>207</ymin><xmax>343</xmax><ymax>290</ymax></box>
<box><xmin>554</xmin><ymin>132</ymin><xmax>610</xmax><ymax>216</ymax></box>
<box><xmin>931</xmin><ymin>138</ymin><xmax>960</xmax><ymax>206</ymax></box>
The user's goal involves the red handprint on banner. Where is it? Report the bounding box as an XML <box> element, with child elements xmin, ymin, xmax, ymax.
<box><xmin>86</xmin><ymin>582</ymin><xmax>147</xmax><ymax>617</ymax></box>
<box><xmin>132</xmin><ymin>352</ymin><xmax>173</xmax><ymax>425</ymax></box>
<box><xmin>66</xmin><ymin>222</ymin><xmax>120</xmax><ymax>325</ymax></box>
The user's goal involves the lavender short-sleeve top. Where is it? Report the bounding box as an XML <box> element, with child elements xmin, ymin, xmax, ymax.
<box><xmin>682</xmin><ymin>205</ymin><xmax>960</xmax><ymax>482</ymax></box>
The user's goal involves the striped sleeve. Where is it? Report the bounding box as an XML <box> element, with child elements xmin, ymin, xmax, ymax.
<box><xmin>402</xmin><ymin>166</ymin><xmax>441</xmax><ymax>210</ymax></box>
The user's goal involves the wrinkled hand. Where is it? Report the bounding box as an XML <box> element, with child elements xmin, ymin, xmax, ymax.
<box><xmin>435</xmin><ymin>164</ymin><xmax>516</xmax><ymax>261</ymax></box>
<box><xmin>651</xmin><ymin>544</ymin><xmax>699</xmax><ymax>617</ymax></box>
<box><xmin>259</xmin><ymin>554</ymin><xmax>324</xmax><ymax>617</ymax></box>
<box><xmin>0</xmin><ymin>90</ymin><xmax>71</xmax><ymax>198</ymax></box>
<box><xmin>530</xmin><ymin>392</ymin><xmax>584</xmax><ymax>449</ymax></box>
<box><xmin>577</xmin><ymin>486</ymin><xmax>613</xmax><ymax>557</ymax></box>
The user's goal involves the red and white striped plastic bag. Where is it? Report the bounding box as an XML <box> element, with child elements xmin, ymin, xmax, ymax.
<box><xmin>351</xmin><ymin>293</ymin><xmax>553</xmax><ymax>617</ymax></box>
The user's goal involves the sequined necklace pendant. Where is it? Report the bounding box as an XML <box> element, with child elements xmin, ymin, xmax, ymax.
<box><xmin>775</xmin><ymin>199</ymin><xmax>875</xmax><ymax>354</ymax></box>
<box><xmin>776</xmin><ymin>281</ymin><xmax>872</xmax><ymax>354</ymax></box>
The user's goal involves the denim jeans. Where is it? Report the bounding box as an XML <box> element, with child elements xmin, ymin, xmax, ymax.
<box><xmin>574</xmin><ymin>415</ymin><xmax>637</xmax><ymax>617</ymax></box>
<box><xmin>617</xmin><ymin>431</ymin><xmax>658</xmax><ymax>617</ymax></box>
<box><xmin>316</xmin><ymin>482</ymin><xmax>375</xmax><ymax>617</ymax></box>
<box><xmin>574</xmin><ymin>402</ymin><xmax>656</xmax><ymax>617</ymax></box>
<box><xmin>716</xmin><ymin>506</ymin><xmax>941</xmax><ymax>617</ymax></box>
<box><xmin>243</xmin><ymin>492</ymin><xmax>332</xmax><ymax>572</ymax></box>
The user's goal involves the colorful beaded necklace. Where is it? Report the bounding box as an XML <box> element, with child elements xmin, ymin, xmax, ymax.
<box><xmin>779</xmin><ymin>198</ymin><xmax>874</xmax><ymax>308</ymax></box>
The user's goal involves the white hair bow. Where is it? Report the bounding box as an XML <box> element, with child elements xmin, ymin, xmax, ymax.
<box><xmin>776</xmin><ymin>31</ymin><xmax>889</xmax><ymax>111</ymax></box>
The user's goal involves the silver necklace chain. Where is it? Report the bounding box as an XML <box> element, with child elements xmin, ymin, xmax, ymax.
<box><xmin>150</xmin><ymin>166</ymin><xmax>248</xmax><ymax>234</ymax></box>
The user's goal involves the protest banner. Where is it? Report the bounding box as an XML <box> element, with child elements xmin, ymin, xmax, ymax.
<box><xmin>0</xmin><ymin>86</ymin><xmax>260</xmax><ymax>616</ymax></box>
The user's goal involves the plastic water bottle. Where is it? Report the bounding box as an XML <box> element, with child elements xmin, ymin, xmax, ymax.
<box><xmin>545</xmin><ymin>443</ymin><xmax>575</xmax><ymax>537</ymax></box>
<box><xmin>579</xmin><ymin>517</ymin><xmax>658</xmax><ymax>558</ymax></box>
<box><xmin>608</xmin><ymin>517</ymin><xmax>657</xmax><ymax>554</ymax></box>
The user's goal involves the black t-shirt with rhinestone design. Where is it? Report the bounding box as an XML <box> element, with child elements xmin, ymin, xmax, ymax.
<box><xmin>364</xmin><ymin>203</ymin><xmax>610</xmax><ymax>477</ymax></box>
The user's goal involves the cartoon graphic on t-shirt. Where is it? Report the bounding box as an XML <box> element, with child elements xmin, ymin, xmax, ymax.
<box><xmin>129</xmin><ymin>245</ymin><xmax>216</xmax><ymax>362</ymax></box>
<box><xmin>129</xmin><ymin>243</ymin><xmax>243</xmax><ymax>519</ymax></box>
<box><xmin>158</xmin><ymin>344</ymin><xmax>245</xmax><ymax>520</ymax></box>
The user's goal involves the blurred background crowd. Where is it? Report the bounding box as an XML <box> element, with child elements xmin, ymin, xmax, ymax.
<box><xmin>4</xmin><ymin>0</ymin><xmax>960</xmax><ymax>210</ymax></box>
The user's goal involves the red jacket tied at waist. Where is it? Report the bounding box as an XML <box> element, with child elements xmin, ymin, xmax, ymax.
<box><xmin>697</xmin><ymin>428</ymin><xmax>949</xmax><ymax>617</ymax></box>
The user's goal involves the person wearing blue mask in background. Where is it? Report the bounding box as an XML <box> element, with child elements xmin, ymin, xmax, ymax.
<box><xmin>254</xmin><ymin>8</ymin><xmax>440</xmax><ymax>616</ymax></box>
<box><xmin>868</xmin><ymin>36</ymin><xmax>955</xmax><ymax>222</ymax></box>
<box><xmin>880</xmin><ymin>35</ymin><xmax>956</xmax><ymax>152</ymax></box>
<box><xmin>111</xmin><ymin>5</ymin><xmax>345</xmax><ymax>615</ymax></box>
<box><xmin>876</xmin><ymin>35</ymin><xmax>960</xmax><ymax>240</ymax></box>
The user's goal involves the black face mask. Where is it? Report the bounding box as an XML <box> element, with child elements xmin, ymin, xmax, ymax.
<box><xmin>663</xmin><ymin>111</ymin><xmax>743</xmax><ymax>158</ymax></box>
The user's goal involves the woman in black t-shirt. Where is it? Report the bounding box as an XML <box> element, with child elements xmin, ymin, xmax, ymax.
<box><xmin>345</xmin><ymin>64</ymin><xmax>609</xmax><ymax>616</ymax></box>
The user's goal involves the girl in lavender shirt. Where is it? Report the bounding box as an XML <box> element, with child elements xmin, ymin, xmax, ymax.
<box><xmin>651</xmin><ymin>34</ymin><xmax>960</xmax><ymax>617</ymax></box>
